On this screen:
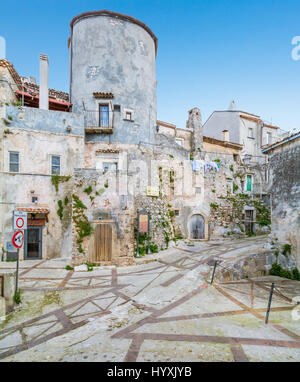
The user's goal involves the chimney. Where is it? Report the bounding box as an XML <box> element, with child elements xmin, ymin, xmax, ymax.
<box><xmin>39</xmin><ymin>54</ymin><xmax>49</xmax><ymax>110</ymax></box>
<box><xmin>223</xmin><ymin>130</ymin><xmax>229</xmax><ymax>142</ymax></box>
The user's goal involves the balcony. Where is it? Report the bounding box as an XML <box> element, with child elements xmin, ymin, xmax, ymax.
<box><xmin>84</xmin><ymin>110</ymin><xmax>113</xmax><ymax>134</ymax></box>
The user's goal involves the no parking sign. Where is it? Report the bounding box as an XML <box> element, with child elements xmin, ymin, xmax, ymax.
<box><xmin>12</xmin><ymin>230</ymin><xmax>24</xmax><ymax>249</ymax></box>
<box><xmin>13</xmin><ymin>211</ymin><xmax>27</xmax><ymax>230</ymax></box>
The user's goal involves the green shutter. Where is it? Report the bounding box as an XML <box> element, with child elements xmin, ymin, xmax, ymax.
<box><xmin>247</xmin><ymin>175</ymin><xmax>252</xmax><ymax>191</ymax></box>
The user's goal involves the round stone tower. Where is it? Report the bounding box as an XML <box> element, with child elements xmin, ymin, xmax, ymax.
<box><xmin>69</xmin><ymin>10</ymin><xmax>158</xmax><ymax>145</ymax></box>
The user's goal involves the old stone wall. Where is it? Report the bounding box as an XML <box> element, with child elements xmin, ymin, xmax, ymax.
<box><xmin>267</xmin><ymin>138</ymin><xmax>300</xmax><ymax>270</ymax></box>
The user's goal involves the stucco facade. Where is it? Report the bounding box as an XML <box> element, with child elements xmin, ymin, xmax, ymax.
<box><xmin>69</xmin><ymin>10</ymin><xmax>157</xmax><ymax>146</ymax></box>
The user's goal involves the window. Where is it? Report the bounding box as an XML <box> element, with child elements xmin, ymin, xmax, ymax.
<box><xmin>99</xmin><ymin>104</ymin><xmax>109</xmax><ymax>127</ymax></box>
<box><xmin>267</xmin><ymin>132</ymin><xmax>272</xmax><ymax>145</ymax></box>
<box><xmin>174</xmin><ymin>209</ymin><xmax>180</xmax><ymax>216</ymax></box>
<box><xmin>125</xmin><ymin>111</ymin><xmax>132</xmax><ymax>121</ymax></box>
<box><xmin>32</xmin><ymin>197</ymin><xmax>38</xmax><ymax>204</ymax></box>
<box><xmin>9</xmin><ymin>151</ymin><xmax>19</xmax><ymax>173</ymax></box>
<box><xmin>175</xmin><ymin>138</ymin><xmax>184</xmax><ymax>147</ymax></box>
<box><xmin>248</xmin><ymin>128</ymin><xmax>254</xmax><ymax>138</ymax></box>
<box><xmin>103</xmin><ymin>162</ymin><xmax>118</xmax><ymax>172</ymax></box>
<box><xmin>123</xmin><ymin>108</ymin><xmax>134</xmax><ymax>122</ymax></box>
<box><xmin>246</xmin><ymin>175</ymin><xmax>252</xmax><ymax>192</ymax></box>
<box><xmin>51</xmin><ymin>155</ymin><xmax>61</xmax><ymax>175</ymax></box>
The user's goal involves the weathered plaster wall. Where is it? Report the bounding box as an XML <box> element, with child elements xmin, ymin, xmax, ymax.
<box><xmin>0</xmin><ymin>67</ymin><xmax>19</xmax><ymax>104</ymax></box>
<box><xmin>5</xmin><ymin>106</ymin><xmax>84</xmax><ymax>136</ymax></box>
<box><xmin>0</xmin><ymin>173</ymin><xmax>73</xmax><ymax>260</ymax></box>
<box><xmin>0</xmin><ymin>109</ymin><xmax>85</xmax><ymax>260</ymax></box>
<box><xmin>203</xmin><ymin>111</ymin><xmax>241</xmax><ymax>144</ymax></box>
<box><xmin>70</xmin><ymin>14</ymin><xmax>157</xmax><ymax>146</ymax></box>
<box><xmin>267</xmin><ymin>138</ymin><xmax>300</xmax><ymax>269</ymax></box>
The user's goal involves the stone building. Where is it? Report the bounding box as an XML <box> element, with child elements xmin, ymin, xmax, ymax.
<box><xmin>0</xmin><ymin>10</ymin><xmax>272</xmax><ymax>267</ymax></box>
<box><xmin>262</xmin><ymin>132</ymin><xmax>300</xmax><ymax>269</ymax></box>
<box><xmin>0</xmin><ymin>58</ymin><xmax>84</xmax><ymax>261</ymax></box>
<box><xmin>203</xmin><ymin>100</ymin><xmax>286</xmax><ymax>195</ymax></box>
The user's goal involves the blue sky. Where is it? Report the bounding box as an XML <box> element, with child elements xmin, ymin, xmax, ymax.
<box><xmin>1</xmin><ymin>0</ymin><xmax>299</xmax><ymax>130</ymax></box>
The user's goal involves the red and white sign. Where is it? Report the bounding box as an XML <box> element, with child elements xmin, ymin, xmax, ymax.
<box><xmin>13</xmin><ymin>211</ymin><xmax>27</xmax><ymax>230</ymax></box>
<box><xmin>12</xmin><ymin>230</ymin><xmax>24</xmax><ymax>249</ymax></box>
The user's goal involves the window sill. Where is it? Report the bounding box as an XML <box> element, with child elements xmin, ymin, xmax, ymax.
<box><xmin>123</xmin><ymin>119</ymin><xmax>135</xmax><ymax>123</ymax></box>
<box><xmin>247</xmin><ymin>137</ymin><xmax>255</xmax><ymax>140</ymax></box>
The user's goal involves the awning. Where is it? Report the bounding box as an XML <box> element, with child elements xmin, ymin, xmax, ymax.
<box><xmin>16</xmin><ymin>207</ymin><xmax>50</xmax><ymax>214</ymax></box>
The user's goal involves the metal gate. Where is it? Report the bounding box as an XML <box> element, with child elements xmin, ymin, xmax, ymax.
<box><xmin>189</xmin><ymin>215</ymin><xmax>205</xmax><ymax>239</ymax></box>
<box><xmin>24</xmin><ymin>227</ymin><xmax>42</xmax><ymax>260</ymax></box>
<box><xmin>244</xmin><ymin>210</ymin><xmax>254</xmax><ymax>234</ymax></box>
<box><xmin>94</xmin><ymin>224</ymin><xmax>112</xmax><ymax>262</ymax></box>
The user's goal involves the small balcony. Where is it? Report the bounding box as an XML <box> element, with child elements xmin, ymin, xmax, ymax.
<box><xmin>84</xmin><ymin>110</ymin><xmax>113</xmax><ymax>134</ymax></box>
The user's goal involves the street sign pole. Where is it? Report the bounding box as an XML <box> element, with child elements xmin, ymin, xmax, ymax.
<box><xmin>15</xmin><ymin>248</ymin><xmax>19</xmax><ymax>297</ymax></box>
<box><xmin>147</xmin><ymin>215</ymin><xmax>150</xmax><ymax>255</ymax></box>
<box><xmin>136</xmin><ymin>214</ymin><xmax>140</xmax><ymax>258</ymax></box>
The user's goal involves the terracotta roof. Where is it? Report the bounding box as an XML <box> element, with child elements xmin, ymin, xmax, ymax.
<box><xmin>17</xmin><ymin>207</ymin><xmax>50</xmax><ymax>214</ymax></box>
<box><xmin>22</xmin><ymin>82</ymin><xmax>70</xmax><ymax>103</ymax></box>
<box><xmin>0</xmin><ymin>59</ymin><xmax>22</xmax><ymax>89</ymax></box>
<box><xmin>70</xmin><ymin>10</ymin><xmax>158</xmax><ymax>56</ymax></box>
<box><xmin>239</xmin><ymin>114</ymin><xmax>279</xmax><ymax>129</ymax></box>
<box><xmin>262</xmin><ymin>131</ymin><xmax>300</xmax><ymax>152</ymax></box>
<box><xmin>157</xmin><ymin>120</ymin><xmax>176</xmax><ymax>129</ymax></box>
<box><xmin>240</xmin><ymin>114</ymin><xmax>262</xmax><ymax>123</ymax></box>
<box><xmin>93</xmin><ymin>92</ymin><xmax>114</xmax><ymax>99</ymax></box>
<box><xmin>0</xmin><ymin>59</ymin><xmax>71</xmax><ymax>109</ymax></box>
<box><xmin>262</xmin><ymin>122</ymin><xmax>279</xmax><ymax>130</ymax></box>
<box><xmin>203</xmin><ymin>136</ymin><xmax>243</xmax><ymax>150</ymax></box>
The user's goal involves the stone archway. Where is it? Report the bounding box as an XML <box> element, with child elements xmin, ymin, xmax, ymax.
<box><xmin>188</xmin><ymin>214</ymin><xmax>205</xmax><ymax>240</ymax></box>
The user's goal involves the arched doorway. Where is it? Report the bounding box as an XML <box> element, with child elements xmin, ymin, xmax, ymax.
<box><xmin>189</xmin><ymin>215</ymin><xmax>205</xmax><ymax>240</ymax></box>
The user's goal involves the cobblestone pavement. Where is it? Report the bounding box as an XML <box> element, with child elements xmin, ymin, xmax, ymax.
<box><xmin>0</xmin><ymin>236</ymin><xmax>300</xmax><ymax>362</ymax></box>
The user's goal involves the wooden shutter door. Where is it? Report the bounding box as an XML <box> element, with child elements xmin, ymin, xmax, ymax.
<box><xmin>94</xmin><ymin>224</ymin><xmax>112</xmax><ymax>262</ymax></box>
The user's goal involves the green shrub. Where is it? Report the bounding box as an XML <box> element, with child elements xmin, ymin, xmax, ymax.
<box><xmin>57</xmin><ymin>200</ymin><xmax>63</xmax><ymax>220</ymax></box>
<box><xmin>292</xmin><ymin>268</ymin><xmax>300</xmax><ymax>281</ymax></box>
<box><xmin>84</xmin><ymin>186</ymin><xmax>93</xmax><ymax>195</ymax></box>
<box><xmin>282</xmin><ymin>244</ymin><xmax>291</xmax><ymax>256</ymax></box>
<box><xmin>72</xmin><ymin>194</ymin><xmax>87</xmax><ymax>209</ymax></box>
<box><xmin>77</xmin><ymin>220</ymin><xmax>93</xmax><ymax>239</ymax></box>
<box><xmin>51</xmin><ymin>175</ymin><xmax>71</xmax><ymax>192</ymax></box>
<box><xmin>150</xmin><ymin>243</ymin><xmax>158</xmax><ymax>253</ymax></box>
<box><xmin>65</xmin><ymin>265</ymin><xmax>74</xmax><ymax>271</ymax></box>
<box><xmin>13</xmin><ymin>290</ymin><xmax>21</xmax><ymax>304</ymax></box>
<box><xmin>269</xmin><ymin>263</ymin><xmax>300</xmax><ymax>280</ymax></box>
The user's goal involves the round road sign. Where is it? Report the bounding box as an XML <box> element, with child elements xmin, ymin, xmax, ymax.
<box><xmin>12</xmin><ymin>230</ymin><xmax>24</xmax><ymax>249</ymax></box>
<box><xmin>16</xmin><ymin>217</ymin><xmax>25</xmax><ymax>229</ymax></box>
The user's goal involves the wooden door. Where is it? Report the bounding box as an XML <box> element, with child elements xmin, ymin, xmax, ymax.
<box><xmin>94</xmin><ymin>224</ymin><xmax>112</xmax><ymax>262</ymax></box>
